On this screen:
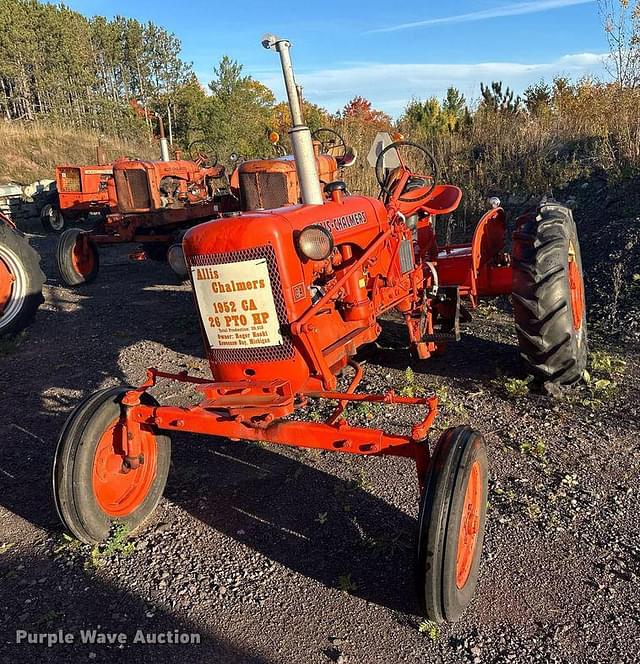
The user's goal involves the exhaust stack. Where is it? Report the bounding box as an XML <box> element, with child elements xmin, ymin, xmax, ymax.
<box><xmin>262</xmin><ymin>34</ymin><xmax>323</xmax><ymax>205</ymax></box>
<box><xmin>156</xmin><ymin>113</ymin><xmax>170</xmax><ymax>162</ymax></box>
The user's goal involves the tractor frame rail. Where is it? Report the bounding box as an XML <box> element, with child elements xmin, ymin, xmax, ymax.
<box><xmin>120</xmin><ymin>367</ymin><xmax>438</xmax><ymax>485</ymax></box>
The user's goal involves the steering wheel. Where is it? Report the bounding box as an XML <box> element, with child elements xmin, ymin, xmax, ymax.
<box><xmin>375</xmin><ymin>140</ymin><xmax>439</xmax><ymax>203</ymax></box>
<box><xmin>187</xmin><ymin>140</ymin><xmax>218</xmax><ymax>168</ymax></box>
<box><xmin>271</xmin><ymin>143</ymin><xmax>287</xmax><ymax>158</ymax></box>
<box><xmin>312</xmin><ymin>128</ymin><xmax>347</xmax><ymax>159</ymax></box>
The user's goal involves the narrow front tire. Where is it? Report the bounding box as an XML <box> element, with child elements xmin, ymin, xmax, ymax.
<box><xmin>56</xmin><ymin>228</ymin><xmax>99</xmax><ymax>286</ymax></box>
<box><xmin>53</xmin><ymin>387</ymin><xmax>171</xmax><ymax>543</ymax></box>
<box><xmin>416</xmin><ymin>426</ymin><xmax>488</xmax><ymax>622</ymax></box>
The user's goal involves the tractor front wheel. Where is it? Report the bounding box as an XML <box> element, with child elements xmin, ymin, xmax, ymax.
<box><xmin>41</xmin><ymin>204</ymin><xmax>66</xmax><ymax>233</ymax></box>
<box><xmin>416</xmin><ymin>426</ymin><xmax>488</xmax><ymax>623</ymax></box>
<box><xmin>0</xmin><ymin>222</ymin><xmax>45</xmax><ymax>336</ymax></box>
<box><xmin>53</xmin><ymin>387</ymin><xmax>171</xmax><ymax>543</ymax></box>
<box><xmin>56</xmin><ymin>228</ymin><xmax>99</xmax><ymax>286</ymax></box>
<box><xmin>512</xmin><ymin>203</ymin><xmax>587</xmax><ymax>384</ymax></box>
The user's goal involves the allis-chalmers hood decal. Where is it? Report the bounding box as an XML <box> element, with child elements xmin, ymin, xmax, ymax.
<box><xmin>319</xmin><ymin>211</ymin><xmax>366</xmax><ymax>234</ymax></box>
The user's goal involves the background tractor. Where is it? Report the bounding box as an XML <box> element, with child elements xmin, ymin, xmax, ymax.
<box><xmin>0</xmin><ymin>210</ymin><xmax>45</xmax><ymax>336</ymax></box>
<box><xmin>41</xmin><ymin>147</ymin><xmax>119</xmax><ymax>234</ymax></box>
<box><xmin>55</xmin><ymin>128</ymin><xmax>357</xmax><ymax>287</ymax></box>
<box><xmin>230</xmin><ymin>127</ymin><xmax>356</xmax><ymax>211</ymax></box>
<box><xmin>54</xmin><ymin>144</ymin><xmax>235</xmax><ymax>287</ymax></box>
<box><xmin>53</xmin><ymin>34</ymin><xmax>587</xmax><ymax>624</ymax></box>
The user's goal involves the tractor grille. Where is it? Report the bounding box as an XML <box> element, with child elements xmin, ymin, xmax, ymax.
<box><xmin>114</xmin><ymin>168</ymin><xmax>151</xmax><ymax>211</ymax></box>
<box><xmin>399</xmin><ymin>238</ymin><xmax>414</xmax><ymax>274</ymax></box>
<box><xmin>240</xmin><ymin>171</ymin><xmax>290</xmax><ymax>210</ymax></box>
<box><xmin>188</xmin><ymin>244</ymin><xmax>294</xmax><ymax>364</ymax></box>
<box><xmin>59</xmin><ymin>167</ymin><xmax>81</xmax><ymax>192</ymax></box>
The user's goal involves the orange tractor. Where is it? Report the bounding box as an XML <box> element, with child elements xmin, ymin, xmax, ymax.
<box><xmin>55</xmin><ymin>130</ymin><xmax>356</xmax><ymax>286</ymax></box>
<box><xmin>53</xmin><ymin>36</ymin><xmax>587</xmax><ymax>622</ymax></box>
<box><xmin>54</xmin><ymin>146</ymin><xmax>234</xmax><ymax>286</ymax></box>
<box><xmin>230</xmin><ymin>127</ymin><xmax>356</xmax><ymax>211</ymax></box>
<box><xmin>0</xmin><ymin>211</ymin><xmax>44</xmax><ymax>336</ymax></box>
<box><xmin>41</xmin><ymin>150</ymin><xmax>119</xmax><ymax>234</ymax></box>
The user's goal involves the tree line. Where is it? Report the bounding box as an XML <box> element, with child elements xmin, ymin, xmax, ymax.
<box><xmin>0</xmin><ymin>0</ymin><xmax>190</xmax><ymax>134</ymax></box>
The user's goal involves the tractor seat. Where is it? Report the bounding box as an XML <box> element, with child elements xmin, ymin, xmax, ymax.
<box><xmin>422</xmin><ymin>185</ymin><xmax>462</xmax><ymax>215</ymax></box>
<box><xmin>336</xmin><ymin>146</ymin><xmax>357</xmax><ymax>168</ymax></box>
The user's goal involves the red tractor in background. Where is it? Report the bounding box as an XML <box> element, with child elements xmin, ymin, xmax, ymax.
<box><xmin>0</xmin><ymin>210</ymin><xmax>44</xmax><ymax>336</ymax></box>
<box><xmin>41</xmin><ymin>148</ymin><xmax>119</xmax><ymax>234</ymax></box>
<box><xmin>230</xmin><ymin>127</ymin><xmax>356</xmax><ymax>211</ymax></box>
<box><xmin>55</xmin><ymin>129</ymin><xmax>357</xmax><ymax>286</ymax></box>
<box><xmin>53</xmin><ymin>35</ymin><xmax>587</xmax><ymax>623</ymax></box>
<box><xmin>54</xmin><ymin>146</ymin><xmax>234</xmax><ymax>286</ymax></box>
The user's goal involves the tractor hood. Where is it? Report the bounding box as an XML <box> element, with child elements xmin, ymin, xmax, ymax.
<box><xmin>182</xmin><ymin>195</ymin><xmax>388</xmax><ymax>259</ymax></box>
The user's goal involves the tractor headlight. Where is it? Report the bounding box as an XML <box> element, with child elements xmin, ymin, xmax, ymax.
<box><xmin>298</xmin><ymin>225</ymin><xmax>333</xmax><ymax>261</ymax></box>
<box><xmin>167</xmin><ymin>243</ymin><xmax>187</xmax><ymax>277</ymax></box>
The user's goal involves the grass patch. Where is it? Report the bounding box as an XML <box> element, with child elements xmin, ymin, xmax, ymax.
<box><xmin>418</xmin><ymin>619</ymin><xmax>440</xmax><ymax>641</ymax></box>
<box><xmin>399</xmin><ymin>367</ymin><xmax>427</xmax><ymax>398</ymax></box>
<box><xmin>519</xmin><ymin>437</ymin><xmax>546</xmax><ymax>459</ymax></box>
<box><xmin>588</xmin><ymin>350</ymin><xmax>626</xmax><ymax>378</ymax></box>
<box><xmin>337</xmin><ymin>574</ymin><xmax>358</xmax><ymax>593</ymax></box>
<box><xmin>88</xmin><ymin>524</ymin><xmax>135</xmax><ymax>568</ymax></box>
<box><xmin>53</xmin><ymin>532</ymin><xmax>82</xmax><ymax>555</ymax></box>
<box><xmin>349</xmin><ymin>400</ymin><xmax>383</xmax><ymax>420</ymax></box>
<box><xmin>494</xmin><ymin>374</ymin><xmax>532</xmax><ymax>399</ymax></box>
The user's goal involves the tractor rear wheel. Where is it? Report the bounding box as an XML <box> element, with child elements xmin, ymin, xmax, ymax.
<box><xmin>53</xmin><ymin>387</ymin><xmax>171</xmax><ymax>543</ymax></box>
<box><xmin>416</xmin><ymin>426</ymin><xmax>488</xmax><ymax>623</ymax></box>
<box><xmin>56</xmin><ymin>228</ymin><xmax>99</xmax><ymax>286</ymax></box>
<box><xmin>41</xmin><ymin>203</ymin><xmax>66</xmax><ymax>233</ymax></box>
<box><xmin>0</xmin><ymin>222</ymin><xmax>45</xmax><ymax>336</ymax></box>
<box><xmin>512</xmin><ymin>203</ymin><xmax>587</xmax><ymax>384</ymax></box>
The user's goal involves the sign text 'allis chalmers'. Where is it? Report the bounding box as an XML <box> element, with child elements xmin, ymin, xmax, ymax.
<box><xmin>191</xmin><ymin>259</ymin><xmax>283</xmax><ymax>349</ymax></box>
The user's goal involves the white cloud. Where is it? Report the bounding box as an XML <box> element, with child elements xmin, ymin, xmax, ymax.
<box><xmin>366</xmin><ymin>0</ymin><xmax>596</xmax><ymax>34</ymax></box>
<box><xmin>254</xmin><ymin>52</ymin><xmax>608</xmax><ymax>115</ymax></box>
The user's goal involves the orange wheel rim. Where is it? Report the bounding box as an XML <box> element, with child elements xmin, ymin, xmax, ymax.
<box><xmin>0</xmin><ymin>257</ymin><xmax>13</xmax><ymax>314</ymax></box>
<box><xmin>92</xmin><ymin>418</ymin><xmax>157</xmax><ymax>517</ymax></box>
<box><xmin>71</xmin><ymin>237</ymin><xmax>94</xmax><ymax>276</ymax></box>
<box><xmin>456</xmin><ymin>461</ymin><xmax>482</xmax><ymax>589</ymax></box>
<box><xmin>568</xmin><ymin>242</ymin><xmax>584</xmax><ymax>331</ymax></box>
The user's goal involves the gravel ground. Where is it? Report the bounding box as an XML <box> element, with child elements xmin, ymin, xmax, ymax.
<box><xmin>0</xmin><ymin>230</ymin><xmax>638</xmax><ymax>664</ymax></box>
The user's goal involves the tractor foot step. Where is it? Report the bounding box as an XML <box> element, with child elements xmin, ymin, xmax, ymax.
<box><xmin>422</xmin><ymin>331</ymin><xmax>460</xmax><ymax>342</ymax></box>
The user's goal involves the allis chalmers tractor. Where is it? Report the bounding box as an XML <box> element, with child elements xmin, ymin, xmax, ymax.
<box><xmin>53</xmin><ymin>36</ymin><xmax>587</xmax><ymax>623</ymax></box>
<box><xmin>54</xmin><ymin>147</ymin><xmax>234</xmax><ymax>286</ymax></box>
<box><xmin>55</xmin><ymin>129</ymin><xmax>356</xmax><ymax>286</ymax></box>
<box><xmin>230</xmin><ymin>127</ymin><xmax>356</xmax><ymax>211</ymax></box>
<box><xmin>0</xmin><ymin>211</ymin><xmax>45</xmax><ymax>336</ymax></box>
<box><xmin>41</xmin><ymin>149</ymin><xmax>119</xmax><ymax>234</ymax></box>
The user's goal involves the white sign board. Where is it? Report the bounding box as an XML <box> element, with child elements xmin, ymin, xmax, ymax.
<box><xmin>366</xmin><ymin>131</ymin><xmax>401</xmax><ymax>169</ymax></box>
<box><xmin>191</xmin><ymin>258</ymin><xmax>283</xmax><ymax>349</ymax></box>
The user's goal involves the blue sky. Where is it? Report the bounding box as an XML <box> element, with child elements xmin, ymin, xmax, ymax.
<box><xmin>64</xmin><ymin>0</ymin><xmax>608</xmax><ymax>116</ymax></box>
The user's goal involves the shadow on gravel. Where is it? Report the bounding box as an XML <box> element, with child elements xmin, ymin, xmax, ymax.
<box><xmin>168</xmin><ymin>434</ymin><xmax>422</xmax><ymax>615</ymax></box>
<box><xmin>362</xmin><ymin>317</ymin><xmax>522</xmax><ymax>382</ymax></box>
<box><xmin>0</xmin><ymin>550</ymin><xmax>272</xmax><ymax>664</ymax></box>
<box><xmin>0</xmin><ymin>240</ymin><xmax>200</xmax><ymax>531</ymax></box>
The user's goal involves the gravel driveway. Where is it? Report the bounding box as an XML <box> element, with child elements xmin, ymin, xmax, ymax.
<box><xmin>0</xmin><ymin>231</ymin><xmax>638</xmax><ymax>663</ymax></box>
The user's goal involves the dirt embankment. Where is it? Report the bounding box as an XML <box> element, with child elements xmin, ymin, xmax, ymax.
<box><xmin>0</xmin><ymin>121</ymin><xmax>158</xmax><ymax>185</ymax></box>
